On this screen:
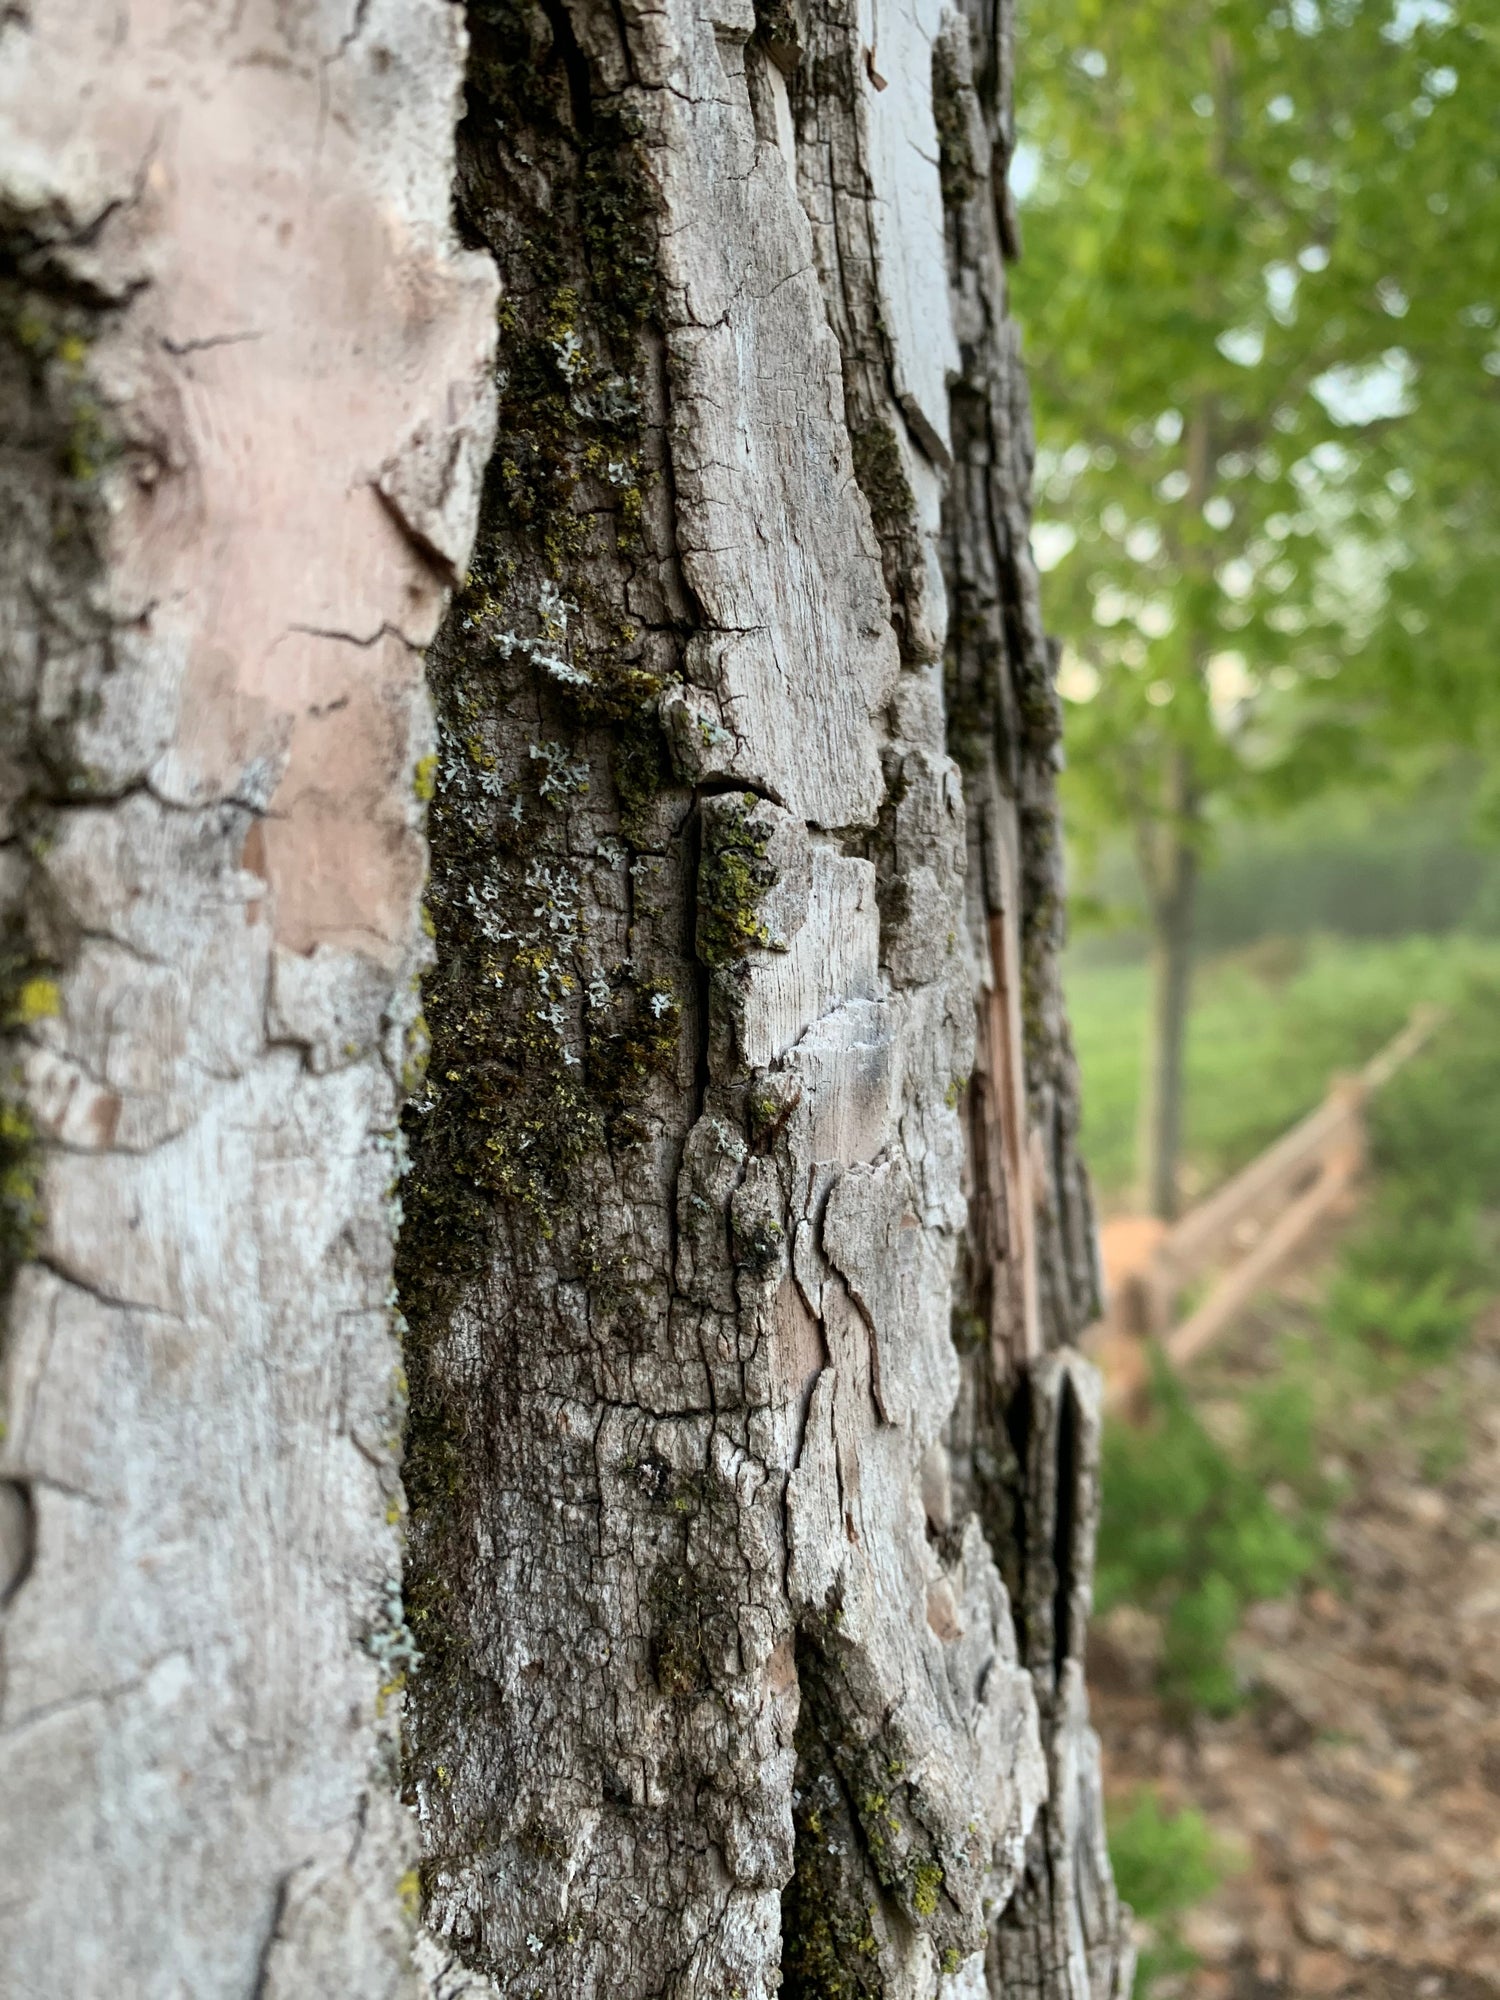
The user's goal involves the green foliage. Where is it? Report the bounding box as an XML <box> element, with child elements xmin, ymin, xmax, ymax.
<box><xmin>1369</xmin><ymin>973</ymin><xmax>1500</xmax><ymax>1200</ymax></box>
<box><xmin>1097</xmin><ymin>1353</ymin><xmax>1322</xmax><ymax>1712</ymax></box>
<box><xmin>1322</xmin><ymin>1265</ymin><xmax>1478</xmax><ymax>1364</ymax></box>
<box><xmin>1320</xmin><ymin>971</ymin><xmax>1500</xmax><ymax>1365</ymax></box>
<box><xmin>1017</xmin><ymin>0</ymin><xmax>1500</xmax><ymax>1208</ymax></box>
<box><xmin>1108</xmin><ymin>1788</ymin><xmax>1232</xmax><ymax>1993</ymax></box>
<box><xmin>1109</xmin><ymin>1789</ymin><xmax>1224</xmax><ymax>1925</ymax></box>
<box><xmin>1016</xmin><ymin>0</ymin><xmax>1500</xmax><ymax>870</ymax></box>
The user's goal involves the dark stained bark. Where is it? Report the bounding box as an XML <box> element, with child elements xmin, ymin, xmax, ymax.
<box><xmin>401</xmin><ymin>2</ymin><xmax>1128</xmax><ymax>1997</ymax></box>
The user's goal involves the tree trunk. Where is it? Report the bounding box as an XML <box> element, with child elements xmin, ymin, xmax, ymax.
<box><xmin>1140</xmin><ymin>874</ymin><xmax>1196</xmax><ymax>1223</ymax></box>
<box><xmin>1140</xmin><ymin>851</ymin><xmax>1197</xmax><ymax>1223</ymax></box>
<box><xmin>1137</xmin><ymin>759</ymin><xmax>1199</xmax><ymax>1222</ymax></box>
<box><xmin>0</xmin><ymin>4</ymin><xmax>1131</xmax><ymax>1998</ymax></box>
<box><xmin>1132</xmin><ymin>396</ymin><xmax>1215</xmax><ymax>1226</ymax></box>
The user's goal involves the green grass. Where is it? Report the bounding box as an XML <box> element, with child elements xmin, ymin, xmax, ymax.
<box><xmin>1065</xmin><ymin>931</ymin><xmax>1500</xmax><ymax>1207</ymax></box>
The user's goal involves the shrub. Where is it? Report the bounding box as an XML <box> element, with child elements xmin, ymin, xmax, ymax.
<box><xmin>1097</xmin><ymin>1356</ymin><xmax>1322</xmax><ymax>1714</ymax></box>
<box><xmin>1108</xmin><ymin>1788</ymin><xmax>1231</xmax><ymax>1994</ymax></box>
<box><xmin>1323</xmin><ymin>1265</ymin><xmax>1482</xmax><ymax>1365</ymax></box>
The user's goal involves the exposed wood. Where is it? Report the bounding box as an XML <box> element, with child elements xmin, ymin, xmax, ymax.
<box><xmin>987</xmin><ymin>863</ymin><xmax>1043</xmax><ymax>1367</ymax></box>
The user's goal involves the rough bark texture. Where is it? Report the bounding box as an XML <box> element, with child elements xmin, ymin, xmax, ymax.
<box><xmin>0</xmin><ymin>4</ymin><xmax>494</xmax><ymax>1993</ymax></box>
<box><xmin>403</xmin><ymin>2</ymin><xmax>1129</xmax><ymax>1998</ymax></box>
<box><xmin>1</xmin><ymin>1</ymin><xmax>1131</xmax><ymax>1996</ymax></box>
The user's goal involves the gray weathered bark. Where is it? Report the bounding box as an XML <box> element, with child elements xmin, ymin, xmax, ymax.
<box><xmin>401</xmin><ymin>1</ymin><xmax>1129</xmax><ymax>1996</ymax></box>
<box><xmin>0</xmin><ymin>2</ymin><xmax>1131</xmax><ymax>1996</ymax></box>
<box><xmin>0</xmin><ymin>4</ymin><xmax>494</xmax><ymax>1993</ymax></box>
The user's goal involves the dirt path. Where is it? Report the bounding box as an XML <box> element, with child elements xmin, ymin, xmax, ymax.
<box><xmin>1093</xmin><ymin>1304</ymin><xmax>1500</xmax><ymax>1998</ymax></box>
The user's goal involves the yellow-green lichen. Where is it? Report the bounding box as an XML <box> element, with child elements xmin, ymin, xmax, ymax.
<box><xmin>697</xmin><ymin>796</ymin><xmax>778</xmax><ymax>970</ymax></box>
<box><xmin>783</xmin><ymin>1636</ymin><xmax>979</xmax><ymax>1989</ymax></box>
<box><xmin>8</xmin><ymin>976</ymin><xmax>59</xmax><ymax>1024</ymax></box>
<box><xmin>396</xmin><ymin>1868</ymin><xmax>422</xmax><ymax>1922</ymax></box>
<box><xmin>911</xmin><ymin>1861</ymin><xmax>943</xmax><ymax>1919</ymax></box>
<box><xmin>0</xmin><ymin>921</ymin><xmax>55</xmax><ymax>1303</ymax></box>
<box><xmin>0</xmin><ymin>1101</ymin><xmax>38</xmax><ymax>1274</ymax></box>
<box><xmin>782</xmin><ymin>1699</ymin><xmax>886</xmax><ymax>2000</ymax></box>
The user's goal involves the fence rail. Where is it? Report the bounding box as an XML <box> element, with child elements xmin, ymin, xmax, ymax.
<box><xmin>1091</xmin><ymin>1004</ymin><xmax>1443</xmax><ymax>1406</ymax></box>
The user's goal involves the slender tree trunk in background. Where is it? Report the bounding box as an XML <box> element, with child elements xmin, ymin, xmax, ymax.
<box><xmin>1138</xmin><ymin>766</ymin><xmax>1200</xmax><ymax>1222</ymax></box>
<box><xmin>1134</xmin><ymin>390</ymin><xmax>1215</xmax><ymax>1224</ymax></box>
<box><xmin>0</xmin><ymin>3</ymin><xmax>1129</xmax><ymax>1997</ymax></box>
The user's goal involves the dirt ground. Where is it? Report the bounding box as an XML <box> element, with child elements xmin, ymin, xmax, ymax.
<box><xmin>1092</xmin><ymin>1299</ymin><xmax>1500</xmax><ymax>1999</ymax></box>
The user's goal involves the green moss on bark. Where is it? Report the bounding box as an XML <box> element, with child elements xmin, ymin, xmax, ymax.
<box><xmin>396</xmin><ymin>0</ymin><xmax>699</xmax><ymax>1841</ymax></box>
<box><xmin>782</xmin><ymin>1634</ymin><xmax>982</xmax><ymax>1994</ymax></box>
<box><xmin>0</xmin><ymin>919</ymin><xmax>49</xmax><ymax>1320</ymax></box>
<box><xmin>848</xmin><ymin>420</ymin><xmax>915</xmax><ymax>549</ymax></box>
<box><xmin>782</xmin><ymin>1686</ymin><xmax>886</xmax><ymax>2000</ymax></box>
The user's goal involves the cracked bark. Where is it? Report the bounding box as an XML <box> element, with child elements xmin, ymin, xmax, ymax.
<box><xmin>0</xmin><ymin>3</ymin><xmax>494</xmax><ymax>1995</ymax></box>
<box><xmin>1</xmin><ymin>0</ymin><xmax>1129</xmax><ymax>1995</ymax></box>
<box><xmin>403</xmin><ymin>0</ymin><xmax>1127</xmax><ymax>1996</ymax></box>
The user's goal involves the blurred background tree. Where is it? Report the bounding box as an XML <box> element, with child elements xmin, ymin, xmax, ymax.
<box><xmin>1013</xmin><ymin>0</ymin><xmax>1500</xmax><ymax>1216</ymax></box>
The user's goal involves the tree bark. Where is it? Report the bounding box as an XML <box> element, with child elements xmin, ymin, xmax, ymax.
<box><xmin>0</xmin><ymin>3</ymin><xmax>1131</xmax><ymax>1998</ymax></box>
<box><xmin>0</xmin><ymin>5</ymin><xmax>495</xmax><ymax>1994</ymax></box>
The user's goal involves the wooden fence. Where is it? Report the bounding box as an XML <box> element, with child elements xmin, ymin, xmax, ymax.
<box><xmin>1090</xmin><ymin>1004</ymin><xmax>1443</xmax><ymax>1408</ymax></box>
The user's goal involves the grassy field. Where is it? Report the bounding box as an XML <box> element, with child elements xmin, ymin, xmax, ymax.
<box><xmin>1064</xmin><ymin>931</ymin><xmax>1500</xmax><ymax>1210</ymax></box>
